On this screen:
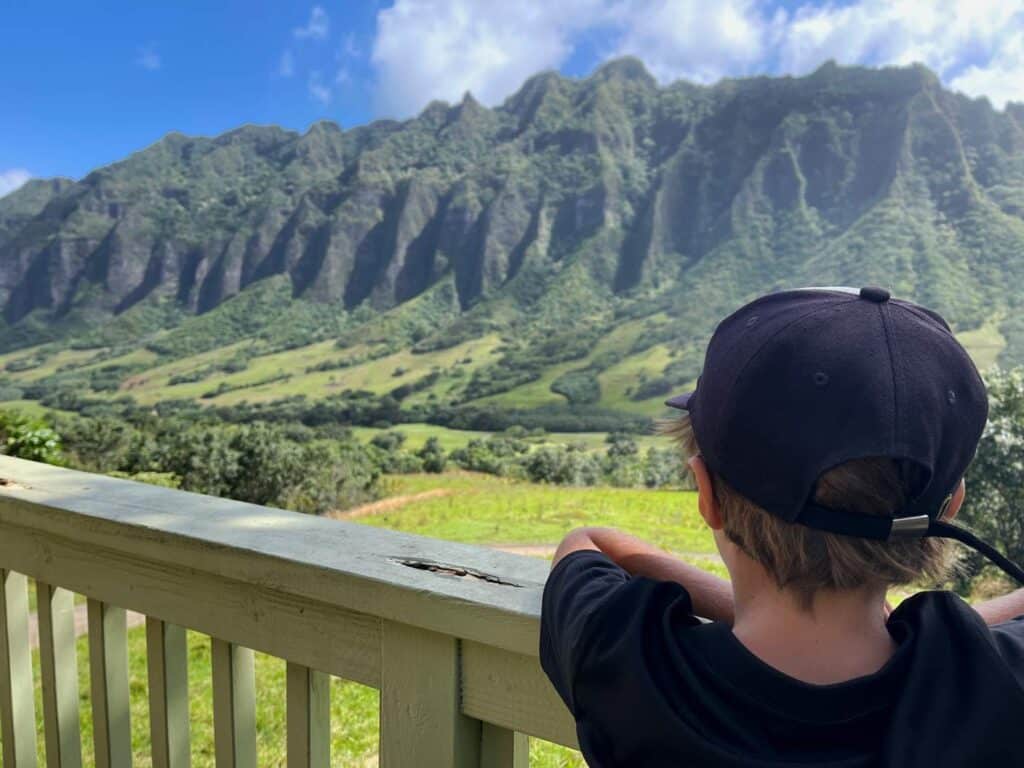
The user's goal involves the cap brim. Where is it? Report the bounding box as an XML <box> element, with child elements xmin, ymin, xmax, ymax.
<box><xmin>664</xmin><ymin>392</ymin><xmax>694</xmax><ymax>410</ymax></box>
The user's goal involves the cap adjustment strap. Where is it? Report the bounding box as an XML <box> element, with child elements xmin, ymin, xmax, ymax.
<box><xmin>797</xmin><ymin>503</ymin><xmax>1024</xmax><ymax>585</ymax></box>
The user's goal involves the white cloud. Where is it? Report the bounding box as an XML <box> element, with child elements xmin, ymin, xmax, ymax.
<box><xmin>371</xmin><ymin>0</ymin><xmax>606</xmax><ymax>117</ymax></box>
<box><xmin>340</xmin><ymin>32</ymin><xmax>361</xmax><ymax>60</ymax></box>
<box><xmin>0</xmin><ymin>169</ymin><xmax>32</xmax><ymax>199</ymax></box>
<box><xmin>279</xmin><ymin>50</ymin><xmax>295</xmax><ymax>78</ymax></box>
<box><xmin>308</xmin><ymin>72</ymin><xmax>331</xmax><ymax>105</ymax></box>
<box><xmin>367</xmin><ymin>0</ymin><xmax>1024</xmax><ymax>118</ymax></box>
<box><xmin>137</xmin><ymin>44</ymin><xmax>161</xmax><ymax>71</ymax></box>
<box><xmin>779</xmin><ymin>1</ymin><xmax>1020</xmax><ymax>73</ymax></box>
<box><xmin>949</xmin><ymin>17</ymin><xmax>1024</xmax><ymax>107</ymax></box>
<box><xmin>294</xmin><ymin>6</ymin><xmax>330</xmax><ymax>41</ymax></box>
<box><xmin>611</xmin><ymin>0</ymin><xmax>784</xmax><ymax>83</ymax></box>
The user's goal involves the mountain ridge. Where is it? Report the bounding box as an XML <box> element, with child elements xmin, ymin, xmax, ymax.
<box><xmin>2</xmin><ymin>58</ymin><xmax>1024</xmax><ymax>418</ymax></box>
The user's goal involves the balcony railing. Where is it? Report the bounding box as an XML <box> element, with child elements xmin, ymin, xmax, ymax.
<box><xmin>0</xmin><ymin>456</ymin><xmax>577</xmax><ymax>766</ymax></box>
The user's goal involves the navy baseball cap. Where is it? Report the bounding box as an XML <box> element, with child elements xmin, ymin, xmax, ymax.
<box><xmin>666</xmin><ymin>286</ymin><xmax>1024</xmax><ymax>584</ymax></box>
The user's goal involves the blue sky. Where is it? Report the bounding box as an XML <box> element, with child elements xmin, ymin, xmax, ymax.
<box><xmin>3</xmin><ymin>0</ymin><xmax>1023</xmax><ymax>195</ymax></box>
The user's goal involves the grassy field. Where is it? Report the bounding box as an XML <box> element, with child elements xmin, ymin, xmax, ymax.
<box><xmin>956</xmin><ymin>316</ymin><xmax>1006</xmax><ymax>372</ymax></box>
<box><xmin>368</xmin><ymin>472</ymin><xmax>711</xmax><ymax>555</ymax></box>
<box><xmin>0</xmin><ymin>308</ymin><xmax>1005</xmax><ymax>423</ymax></box>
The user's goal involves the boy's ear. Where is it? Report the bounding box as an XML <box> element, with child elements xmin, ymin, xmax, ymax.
<box><xmin>944</xmin><ymin>477</ymin><xmax>967</xmax><ymax>521</ymax></box>
<box><xmin>688</xmin><ymin>456</ymin><xmax>724</xmax><ymax>530</ymax></box>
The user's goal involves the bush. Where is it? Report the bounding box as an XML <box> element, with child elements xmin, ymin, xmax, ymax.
<box><xmin>0</xmin><ymin>412</ymin><xmax>62</xmax><ymax>465</ymax></box>
<box><xmin>371</xmin><ymin>431</ymin><xmax>407</xmax><ymax>452</ymax></box>
<box><xmin>550</xmin><ymin>369</ymin><xmax>601</xmax><ymax>405</ymax></box>
<box><xmin>417</xmin><ymin>437</ymin><xmax>447</xmax><ymax>473</ymax></box>
<box><xmin>630</xmin><ymin>375</ymin><xmax>674</xmax><ymax>401</ymax></box>
<box><xmin>523</xmin><ymin>445</ymin><xmax>602</xmax><ymax>486</ymax></box>
<box><xmin>959</xmin><ymin>368</ymin><xmax>1024</xmax><ymax>591</ymax></box>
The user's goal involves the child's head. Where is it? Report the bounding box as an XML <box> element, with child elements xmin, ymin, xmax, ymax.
<box><xmin>663</xmin><ymin>287</ymin><xmax>992</xmax><ymax>605</ymax></box>
<box><xmin>667</xmin><ymin>412</ymin><xmax>958</xmax><ymax>606</ymax></box>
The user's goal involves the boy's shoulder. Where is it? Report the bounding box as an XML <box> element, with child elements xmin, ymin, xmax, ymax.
<box><xmin>541</xmin><ymin>555</ymin><xmax>1024</xmax><ymax>767</ymax></box>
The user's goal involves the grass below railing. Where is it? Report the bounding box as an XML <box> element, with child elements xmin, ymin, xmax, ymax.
<box><xmin>14</xmin><ymin>621</ymin><xmax>584</xmax><ymax>767</ymax></box>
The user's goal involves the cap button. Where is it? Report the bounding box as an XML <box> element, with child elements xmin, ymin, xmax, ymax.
<box><xmin>859</xmin><ymin>286</ymin><xmax>891</xmax><ymax>303</ymax></box>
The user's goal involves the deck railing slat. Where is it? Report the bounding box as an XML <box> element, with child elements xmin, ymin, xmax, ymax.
<box><xmin>0</xmin><ymin>521</ymin><xmax>381</xmax><ymax>688</ymax></box>
<box><xmin>146</xmin><ymin>619</ymin><xmax>190</xmax><ymax>768</ymax></box>
<box><xmin>87</xmin><ymin>600</ymin><xmax>132</xmax><ymax>768</ymax></box>
<box><xmin>380</xmin><ymin>620</ymin><xmax>481</xmax><ymax>768</ymax></box>
<box><xmin>37</xmin><ymin>583</ymin><xmax>82</xmax><ymax>768</ymax></box>
<box><xmin>461</xmin><ymin>641</ymin><xmax>578</xmax><ymax>749</ymax></box>
<box><xmin>211</xmin><ymin>639</ymin><xmax>256</xmax><ymax>768</ymax></box>
<box><xmin>0</xmin><ymin>569</ymin><xmax>37</xmax><ymax>767</ymax></box>
<box><xmin>480</xmin><ymin>723</ymin><xmax>528</xmax><ymax>768</ymax></box>
<box><xmin>285</xmin><ymin>663</ymin><xmax>329</xmax><ymax>768</ymax></box>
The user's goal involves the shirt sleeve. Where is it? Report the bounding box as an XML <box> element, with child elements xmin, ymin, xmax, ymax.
<box><xmin>539</xmin><ymin>550</ymin><xmax>631</xmax><ymax>715</ymax></box>
<box><xmin>991</xmin><ymin>615</ymin><xmax>1024</xmax><ymax>689</ymax></box>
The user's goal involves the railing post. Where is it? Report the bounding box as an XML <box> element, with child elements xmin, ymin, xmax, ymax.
<box><xmin>88</xmin><ymin>599</ymin><xmax>132</xmax><ymax>768</ymax></box>
<box><xmin>480</xmin><ymin>723</ymin><xmax>528</xmax><ymax>768</ymax></box>
<box><xmin>0</xmin><ymin>570</ymin><xmax>37</xmax><ymax>767</ymax></box>
<box><xmin>146</xmin><ymin>619</ymin><xmax>190</xmax><ymax>768</ymax></box>
<box><xmin>286</xmin><ymin>663</ymin><xmax>329</xmax><ymax>768</ymax></box>
<box><xmin>37</xmin><ymin>582</ymin><xmax>83</xmax><ymax>768</ymax></box>
<box><xmin>380</xmin><ymin>620</ymin><xmax>480</xmax><ymax>768</ymax></box>
<box><xmin>211</xmin><ymin>638</ymin><xmax>256</xmax><ymax>768</ymax></box>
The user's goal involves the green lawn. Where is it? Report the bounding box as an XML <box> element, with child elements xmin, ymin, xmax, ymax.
<box><xmin>14</xmin><ymin>618</ymin><xmax>583</xmax><ymax>767</ymax></box>
<box><xmin>956</xmin><ymin>316</ymin><xmax>1006</xmax><ymax>372</ymax></box>
<box><xmin>369</xmin><ymin>472</ymin><xmax>710</xmax><ymax>554</ymax></box>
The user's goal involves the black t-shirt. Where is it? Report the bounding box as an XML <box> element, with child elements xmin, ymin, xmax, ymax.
<box><xmin>540</xmin><ymin>551</ymin><xmax>1024</xmax><ymax>767</ymax></box>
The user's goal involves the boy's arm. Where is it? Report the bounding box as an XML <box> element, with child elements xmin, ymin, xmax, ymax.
<box><xmin>553</xmin><ymin>527</ymin><xmax>735</xmax><ymax>624</ymax></box>
<box><xmin>973</xmin><ymin>588</ymin><xmax>1024</xmax><ymax>625</ymax></box>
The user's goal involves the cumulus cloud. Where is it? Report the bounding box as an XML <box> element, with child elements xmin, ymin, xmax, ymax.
<box><xmin>308</xmin><ymin>72</ymin><xmax>331</xmax><ymax>105</ymax></box>
<box><xmin>611</xmin><ymin>0</ymin><xmax>785</xmax><ymax>83</ymax></box>
<box><xmin>367</xmin><ymin>0</ymin><xmax>1024</xmax><ymax>117</ymax></box>
<box><xmin>294</xmin><ymin>6</ymin><xmax>329</xmax><ymax>41</ymax></box>
<box><xmin>779</xmin><ymin>2</ymin><xmax>1018</xmax><ymax>71</ymax></box>
<box><xmin>0</xmin><ymin>169</ymin><xmax>32</xmax><ymax>199</ymax></box>
<box><xmin>371</xmin><ymin>0</ymin><xmax>606</xmax><ymax>117</ymax></box>
<box><xmin>137</xmin><ymin>44</ymin><xmax>161</xmax><ymax>71</ymax></box>
<box><xmin>948</xmin><ymin>14</ymin><xmax>1024</xmax><ymax>107</ymax></box>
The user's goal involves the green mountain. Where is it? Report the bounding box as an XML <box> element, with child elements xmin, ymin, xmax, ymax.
<box><xmin>1</xmin><ymin>59</ymin><xmax>1023</xmax><ymax>424</ymax></box>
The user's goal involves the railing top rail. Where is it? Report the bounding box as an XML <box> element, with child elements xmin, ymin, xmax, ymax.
<box><xmin>0</xmin><ymin>457</ymin><xmax>551</xmax><ymax>657</ymax></box>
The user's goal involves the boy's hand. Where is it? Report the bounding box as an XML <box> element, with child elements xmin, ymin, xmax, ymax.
<box><xmin>553</xmin><ymin>527</ymin><xmax>735</xmax><ymax>624</ymax></box>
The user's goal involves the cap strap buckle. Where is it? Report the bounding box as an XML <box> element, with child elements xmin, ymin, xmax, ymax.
<box><xmin>888</xmin><ymin>515</ymin><xmax>930</xmax><ymax>540</ymax></box>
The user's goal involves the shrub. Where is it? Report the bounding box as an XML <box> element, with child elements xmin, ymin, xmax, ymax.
<box><xmin>523</xmin><ymin>445</ymin><xmax>602</xmax><ymax>486</ymax></box>
<box><xmin>958</xmin><ymin>368</ymin><xmax>1024</xmax><ymax>591</ymax></box>
<box><xmin>417</xmin><ymin>436</ymin><xmax>447</xmax><ymax>473</ymax></box>
<box><xmin>550</xmin><ymin>369</ymin><xmax>601</xmax><ymax>405</ymax></box>
<box><xmin>0</xmin><ymin>412</ymin><xmax>62</xmax><ymax>465</ymax></box>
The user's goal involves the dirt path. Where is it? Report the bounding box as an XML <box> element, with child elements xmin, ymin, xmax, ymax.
<box><xmin>329</xmin><ymin>488</ymin><xmax>453</xmax><ymax>520</ymax></box>
<box><xmin>28</xmin><ymin>605</ymin><xmax>146</xmax><ymax>650</ymax></box>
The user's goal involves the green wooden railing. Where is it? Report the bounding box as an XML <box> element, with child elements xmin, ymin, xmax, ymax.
<box><xmin>0</xmin><ymin>456</ymin><xmax>577</xmax><ymax>767</ymax></box>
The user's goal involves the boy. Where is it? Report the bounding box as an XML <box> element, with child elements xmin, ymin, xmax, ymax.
<box><xmin>540</xmin><ymin>287</ymin><xmax>1024</xmax><ymax>766</ymax></box>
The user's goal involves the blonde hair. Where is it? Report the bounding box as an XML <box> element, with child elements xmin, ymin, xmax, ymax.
<box><xmin>663</xmin><ymin>414</ymin><xmax>956</xmax><ymax>607</ymax></box>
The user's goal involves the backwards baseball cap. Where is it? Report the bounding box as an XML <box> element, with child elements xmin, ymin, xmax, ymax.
<box><xmin>666</xmin><ymin>286</ymin><xmax>1024</xmax><ymax>584</ymax></box>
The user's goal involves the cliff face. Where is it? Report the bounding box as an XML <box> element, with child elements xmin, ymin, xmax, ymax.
<box><xmin>2</xmin><ymin>60</ymin><xmax>1024</xmax><ymax>352</ymax></box>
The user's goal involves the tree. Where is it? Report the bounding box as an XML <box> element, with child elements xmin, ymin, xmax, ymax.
<box><xmin>959</xmin><ymin>369</ymin><xmax>1024</xmax><ymax>590</ymax></box>
<box><xmin>417</xmin><ymin>437</ymin><xmax>447</xmax><ymax>473</ymax></box>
